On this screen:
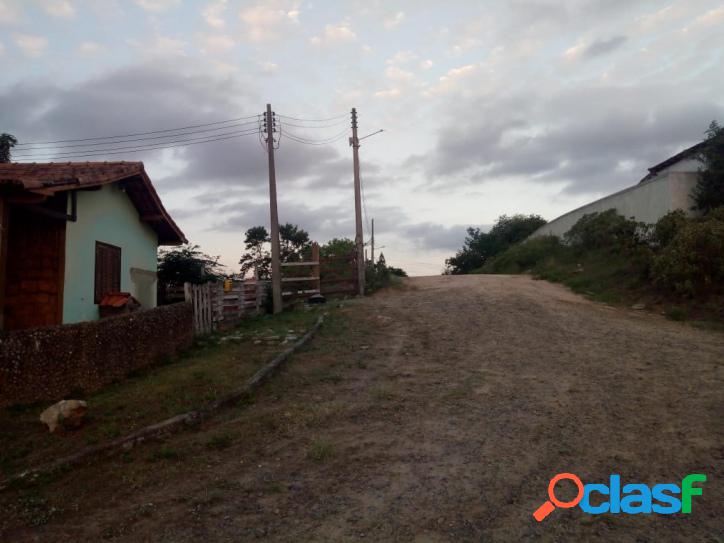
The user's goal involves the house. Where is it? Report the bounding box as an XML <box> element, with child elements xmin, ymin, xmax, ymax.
<box><xmin>0</xmin><ymin>162</ymin><xmax>186</xmax><ymax>331</ymax></box>
<box><xmin>530</xmin><ymin>143</ymin><xmax>704</xmax><ymax>238</ymax></box>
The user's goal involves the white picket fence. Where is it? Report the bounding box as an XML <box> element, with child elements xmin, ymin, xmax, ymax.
<box><xmin>184</xmin><ymin>279</ymin><xmax>267</xmax><ymax>335</ymax></box>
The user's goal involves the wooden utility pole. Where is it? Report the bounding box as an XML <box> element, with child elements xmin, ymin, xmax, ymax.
<box><xmin>350</xmin><ymin>108</ymin><xmax>365</xmax><ymax>296</ymax></box>
<box><xmin>265</xmin><ymin>103</ymin><xmax>282</xmax><ymax>314</ymax></box>
<box><xmin>370</xmin><ymin>218</ymin><xmax>375</xmax><ymax>264</ymax></box>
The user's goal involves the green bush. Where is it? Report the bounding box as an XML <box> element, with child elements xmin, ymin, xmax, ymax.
<box><xmin>653</xmin><ymin>210</ymin><xmax>688</xmax><ymax>248</ymax></box>
<box><xmin>651</xmin><ymin>212</ymin><xmax>724</xmax><ymax>296</ymax></box>
<box><xmin>481</xmin><ymin>236</ymin><xmax>564</xmax><ymax>274</ymax></box>
<box><xmin>564</xmin><ymin>209</ymin><xmax>648</xmax><ymax>251</ymax></box>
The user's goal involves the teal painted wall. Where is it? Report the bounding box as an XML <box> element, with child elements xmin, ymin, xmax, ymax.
<box><xmin>62</xmin><ymin>183</ymin><xmax>159</xmax><ymax>323</ymax></box>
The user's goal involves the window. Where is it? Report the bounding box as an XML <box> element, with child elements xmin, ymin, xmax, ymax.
<box><xmin>94</xmin><ymin>242</ymin><xmax>121</xmax><ymax>303</ymax></box>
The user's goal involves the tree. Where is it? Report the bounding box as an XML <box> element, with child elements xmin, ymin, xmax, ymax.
<box><xmin>0</xmin><ymin>133</ymin><xmax>18</xmax><ymax>163</ymax></box>
<box><xmin>693</xmin><ymin>120</ymin><xmax>724</xmax><ymax>213</ymax></box>
<box><xmin>445</xmin><ymin>214</ymin><xmax>547</xmax><ymax>274</ymax></box>
<box><xmin>157</xmin><ymin>244</ymin><xmax>224</xmax><ymax>286</ymax></box>
<box><xmin>238</xmin><ymin>223</ymin><xmax>311</xmax><ymax>278</ymax></box>
<box><xmin>239</xmin><ymin>226</ymin><xmax>271</xmax><ymax>278</ymax></box>
<box><xmin>320</xmin><ymin>237</ymin><xmax>355</xmax><ymax>258</ymax></box>
<box><xmin>279</xmin><ymin>223</ymin><xmax>310</xmax><ymax>261</ymax></box>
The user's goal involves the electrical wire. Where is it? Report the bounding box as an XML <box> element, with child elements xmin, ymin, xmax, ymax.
<box><xmin>360</xmin><ymin>174</ymin><xmax>371</xmax><ymax>234</ymax></box>
<box><xmin>15</xmin><ymin>114</ymin><xmax>261</xmax><ymax>146</ymax></box>
<box><xmin>275</xmin><ymin>118</ymin><xmax>349</xmax><ymax>129</ymax></box>
<box><xmin>14</xmin><ymin>127</ymin><xmax>261</xmax><ymax>159</ymax></box>
<box><xmin>16</xmin><ymin>119</ymin><xmax>262</xmax><ymax>151</ymax></box>
<box><xmin>280</xmin><ymin>126</ymin><xmax>349</xmax><ymax>145</ymax></box>
<box><xmin>14</xmin><ymin>129</ymin><xmax>260</xmax><ymax>161</ymax></box>
<box><xmin>276</xmin><ymin>112</ymin><xmax>348</xmax><ymax>123</ymax></box>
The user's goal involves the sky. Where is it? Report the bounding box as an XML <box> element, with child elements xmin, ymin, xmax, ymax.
<box><xmin>1</xmin><ymin>0</ymin><xmax>723</xmax><ymax>276</ymax></box>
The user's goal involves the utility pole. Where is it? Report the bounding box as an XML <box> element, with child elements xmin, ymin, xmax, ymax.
<box><xmin>371</xmin><ymin>218</ymin><xmax>375</xmax><ymax>264</ymax></box>
<box><xmin>265</xmin><ymin>103</ymin><xmax>282</xmax><ymax>314</ymax></box>
<box><xmin>350</xmin><ymin>108</ymin><xmax>365</xmax><ymax>296</ymax></box>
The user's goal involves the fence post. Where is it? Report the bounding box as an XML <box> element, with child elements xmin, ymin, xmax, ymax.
<box><xmin>254</xmin><ymin>269</ymin><xmax>262</xmax><ymax>314</ymax></box>
<box><xmin>312</xmin><ymin>242</ymin><xmax>321</xmax><ymax>295</ymax></box>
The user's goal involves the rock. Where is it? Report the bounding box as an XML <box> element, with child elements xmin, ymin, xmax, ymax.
<box><xmin>39</xmin><ymin>400</ymin><xmax>88</xmax><ymax>433</ymax></box>
<box><xmin>632</xmin><ymin>303</ymin><xmax>646</xmax><ymax>310</ymax></box>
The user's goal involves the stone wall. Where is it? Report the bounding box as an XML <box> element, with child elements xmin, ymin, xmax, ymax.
<box><xmin>0</xmin><ymin>302</ymin><xmax>193</xmax><ymax>407</ymax></box>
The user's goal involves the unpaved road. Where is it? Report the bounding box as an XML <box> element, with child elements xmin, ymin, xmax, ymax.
<box><xmin>2</xmin><ymin>275</ymin><xmax>723</xmax><ymax>542</ymax></box>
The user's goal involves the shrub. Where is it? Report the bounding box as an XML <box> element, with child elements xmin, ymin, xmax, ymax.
<box><xmin>653</xmin><ymin>210</ymin><xmax>687</xmax><ymax>248</ymax></box>
<box><xmin>564</xmin><ymin>209</ymin><xmax>648</xmax><ymax>251</ymax></box>
<box><xmin>651</xmin><ymin>213</ymin><xmax>724</xmax><ymax>296</ymax></box>
<box><xmin>481</xmin><ymin>236</ymin><xmax>564</xmax><ymax>274</ymax></box>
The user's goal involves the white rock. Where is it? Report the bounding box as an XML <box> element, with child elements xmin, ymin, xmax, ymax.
<box><xmin>39</xmin><ymin>400</ymin><xmax>88</xmax><ymax>433</ymax></box>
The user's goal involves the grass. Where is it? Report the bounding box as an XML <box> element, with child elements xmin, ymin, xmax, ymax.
<box><xmin>308</xmin><ymin>438</ymin><xmax>335</xmax><ymax>462</ymax></box>
<box><xmin>479</xmin><ymin>239</ymin><xmax>724</xmax><ymax>325</ymax></box>
<box><xmin>0</xmin><ymin>308</ymin><xmax>323</xmax><ymax>478</ymax></box>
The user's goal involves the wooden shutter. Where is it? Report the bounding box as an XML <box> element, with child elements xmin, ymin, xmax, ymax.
<box><xmin>94</xmin><ymin>242</ymin><xmax>121</xmax><ymax>303</ymax></box>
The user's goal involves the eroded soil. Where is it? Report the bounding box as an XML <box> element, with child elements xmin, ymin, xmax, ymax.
<box><xmin>2</xmin><ymin>275</ymin><xmax>723</xmax><ymax>542</ymax></box>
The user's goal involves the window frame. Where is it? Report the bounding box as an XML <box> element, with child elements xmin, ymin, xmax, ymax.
<box><xmin>94</xmin><ymin>241</ymin><xmax>122</xmax><ymax>304</ymax></box>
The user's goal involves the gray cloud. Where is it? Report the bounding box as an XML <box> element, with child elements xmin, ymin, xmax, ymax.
<box><xmin>413</xmin><ymin>83</ymin><xmax>724</xmax><ymax>195</ymax></box>
<box><xmin>583</xmin><ymin>35</ymin><xmax>627</xmax><ymax>58</ymax></box>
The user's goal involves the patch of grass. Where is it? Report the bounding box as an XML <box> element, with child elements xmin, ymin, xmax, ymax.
<box><xmin>665</xmin><ymin>307</ymin><xmax>687</xmax><ymax>321</ymax></box>
<box><xmin>370</xmin><ymin>385</ymin><xmax>396</xmax><ymax>401</ymax></box>
<box><xmin>149</xmin><ymin>446</ymin><xmax>182</xmax><ymax>462</ymax></box>
<box><xmin>205</xmin><ymin>433</ymin><xmax>233</xmax><ymax>451</ymax></box>
<box><xmin>0</xmin><ymin>308</ymin><xmax>323</xmax><ymax>476</ymax></box>
<box><xmin>308</xmin><ymin>438</ymin><xmax>335</xmax><ymax>462</ymax></box>
<box><xmin>443</xmin><ymin>384</ymin><xmax>472</xmax><ymax>401</ymax></box>
<box><xmin>13</xmin><ymin>493</ymin><xmax>60</xmax><ymax>527</ymax></box>
<box><xmin>310</xmin><ymin>367</ymin><xmax>343</xmax><ymax>384</ymax></box>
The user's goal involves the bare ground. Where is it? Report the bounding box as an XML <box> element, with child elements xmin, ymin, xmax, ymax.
<box><xmin>1</xmin><ymin>275</ymin><xmax>723</xmax><ymax>542</ymax></box>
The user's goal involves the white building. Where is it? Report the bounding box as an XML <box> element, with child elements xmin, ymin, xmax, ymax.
<box><xmin>531</xmin><ymin>143</ymin><xmax>704</xmax><ymax>238</ymax></box>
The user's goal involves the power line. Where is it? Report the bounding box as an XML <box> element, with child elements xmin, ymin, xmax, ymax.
<box><xmin>276</xmin><ymin>112</ymin><xmax>348</xmax><ymax>123</ymax></box>
<box><xmin>275</xmin><ymin>118</ymin><xmax>349</xmax><ymax>129</ymax></box>
<box><xmin>16</xmin><ymin>119</ymin><xmax>261</xmax><ymax>151</ymax></box>
<box><xmin>15</xmin><ymin>114</ymin><xmax>260</xmax><ymax>146</ymax></box>
<box><xmin>281</xmin><ymin>126</ymin><xmax>349</xmax><ymax>145</ymax></box>
<box><xmin>13</xmin><ymin>130</ymin><xmax>260</xmax><ymax>161</ymax></box>
<box><xmin>360</xmin><ymin>174</ymin><xmax>371</xmax><ymax>234</ymax></box>
<box><xmin>14</xmin><ymin>127</ymin><xmax>260</xmax><ymax>159</ymax></box>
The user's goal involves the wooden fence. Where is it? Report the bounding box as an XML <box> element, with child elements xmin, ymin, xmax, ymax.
<box><xmin>320</xmin><ymin>252</ymin><xmax>358</xmax><ymax>297</ymax></box>
<box><xmin>281</xmin><ymin>243</ymin><xmax>321</xmax><ymax>308</ymax></box>
<box><xmin>184</xmin><ymin>279</ymin><xmax>267</xmax><ymax>335</ymax></box>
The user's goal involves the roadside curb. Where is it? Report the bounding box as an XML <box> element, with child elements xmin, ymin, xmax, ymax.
<box><xmin>0</xmin><ymin>314</ymin><xmax>325</xmax><ymax>491</ymax></box>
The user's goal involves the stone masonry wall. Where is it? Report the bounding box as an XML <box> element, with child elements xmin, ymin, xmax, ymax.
<box><xmin>0</xmin><ymin>302</ymin><xmax>193</xmax><ymax>407</ymax></box>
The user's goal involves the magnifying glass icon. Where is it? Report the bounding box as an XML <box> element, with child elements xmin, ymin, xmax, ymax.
<box><xmin>533</xmin><ymin>473</ymin><xmax>584</xmax><ymax>522</ymax></box>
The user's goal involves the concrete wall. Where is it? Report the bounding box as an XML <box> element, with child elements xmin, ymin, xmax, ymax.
<box><xmin>531</xmin><ymin>171</ymin><xmax>700</xmax><ymax>239</ymax></box>
<box><xmin>63</xmin><ymin>184</ymin><xmax>159</xmax><ymax>323</ymax></box>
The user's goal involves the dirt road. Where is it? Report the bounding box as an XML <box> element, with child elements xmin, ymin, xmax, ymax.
<box><xmin>3</xmin><ymin>275</ymin><xmax>723</xmax><ymax>541</ymax></box>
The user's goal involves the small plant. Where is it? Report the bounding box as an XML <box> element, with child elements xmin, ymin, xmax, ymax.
<box><xmin>370</xmin><ymin>385</ymin><xmax>395</xmax><ymax>401</ymax></box>
<box><xmin>308</xmin><ymin>438</ymin><xmax>334</xmax><ymax>462</ymax></box>
<box><xmin>149</xmin><ymin>446</ymin><xmax>182</xmax><ymax>462</ymax></box>
<box><xmin>206</xmin><ymin>433</ymin><xmax>233</xmax><ymax>450</ymax></box>
<box><xmin>665</xmin><ymin>307</ymin><xmax>687</xmax><ymax>321</ymax></box>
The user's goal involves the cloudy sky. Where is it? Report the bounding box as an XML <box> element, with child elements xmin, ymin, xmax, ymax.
<box><xmin>1</xmin><ymin>0</ymin><xmax>723</xmax><ymax>275</ymax></box>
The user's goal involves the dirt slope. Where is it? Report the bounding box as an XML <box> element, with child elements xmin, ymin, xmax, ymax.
<box><xmin>2</xmin><ymin>275</ymin><xmax>723</xmax><ymax>542</ymax></box>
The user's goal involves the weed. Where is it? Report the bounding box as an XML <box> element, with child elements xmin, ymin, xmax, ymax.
<box><xmin>308</xmin><ymin>438</ymin><xmax>335</xmax><ymax>462</ymax></box>
<box><xmin>149</xmin><ymin>446</ymin><xmax>182</xmax><ymax>462</ymax></box>
<box><xmin>206</xmin><ymin>433</ymin><xmax>233</xmax><ymax>451</ymax></box>
<box><xmin>665</xmin><ymin>307</ymin><xmax>687</xmax><ymax>321</ymax></box>
<box><xmin>370</xmin><ymin>386</ymin><xmax>395</xmax><ymax>401</ymax></box>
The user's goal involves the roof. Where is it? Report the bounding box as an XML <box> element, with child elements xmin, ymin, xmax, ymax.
<box><xmin>0</xmin><ymin>161</ymin><xmax>186</xmax><ymax>245</ymax></box>
<box><xmin>639</xmin><ymin>141</ymin><xmax>704</xmax><ymax>183</ymax></box>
